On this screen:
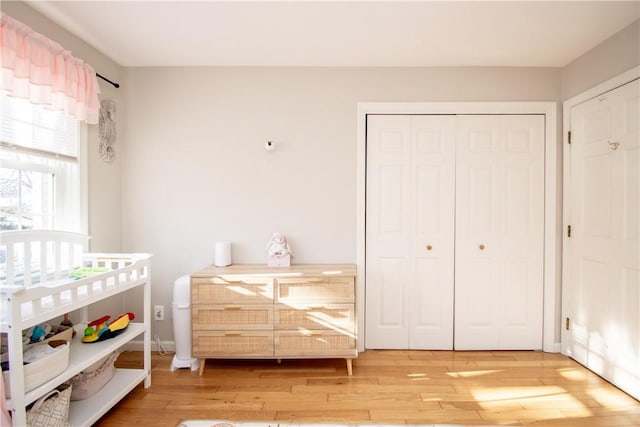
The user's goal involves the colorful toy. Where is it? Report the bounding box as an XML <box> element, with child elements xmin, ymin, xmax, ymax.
<box><xmin>82</xmin><ymin>313</ymin><xmax>135</xmax><ymax>343</ymax></box>
<box><xmin>83</xmin><ymin>315</ymin><xmax>110</xmax><ymax>339</ymax></box>
<box><xmin>29</xmin><ymin>324</ymin><xmax>49</xmax><ymax>343</ymax></box>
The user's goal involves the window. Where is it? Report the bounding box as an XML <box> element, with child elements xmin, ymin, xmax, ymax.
<box><xmin>0</xmin><ymin>92</ymin><xmax>87</xmax><ymax>233</ymax></box>
<box><xmin>0</xmin><ymin>164</ymin><xmax>55</xmax><ymax>229</ymax></box>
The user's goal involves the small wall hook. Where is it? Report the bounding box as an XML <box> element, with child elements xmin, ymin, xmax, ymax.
<box><xmin>608</xmin><ymin>140</ymin><xmax>620</xmax><ymax>151</ymax></box>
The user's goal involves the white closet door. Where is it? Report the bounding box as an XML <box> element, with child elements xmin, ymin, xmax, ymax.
<box><xmin>566</xmin><ymin>79</ymin><xmax>639</xmax><ymax>399</ymax></box>
<box><xmin>366</xmin><ymin>115</ymin><xmax>455</xmax><ymax>349</ymax></box>
<box><xmin>409</xmin><ymin>115</ymin><xmax>456</xmax><ymax>349</ymax></box>
<box><xmin>454</xmin><ymin>115</ymin><xmax>544</xmax><ymax>350</ymax></box>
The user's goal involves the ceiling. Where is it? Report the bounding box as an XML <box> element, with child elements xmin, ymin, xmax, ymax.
<box><xmin>25</xmin><ymin>1</ymin><xmax>640</xmax><ymax>68</ymax></box>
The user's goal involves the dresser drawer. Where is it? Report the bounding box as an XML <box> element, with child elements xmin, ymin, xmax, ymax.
<box><xmin>274</xmin><ymin>330</ymin><xmax>356</xmax><ymax>358</ymax></box>
<box><xmin>274</xmin><ymin>303</ymin><xmax>355</xmax><ymax>331</ymax></box>
<box><xmin>192</xmin><ymin>305</ymin><xmax>273</xmax><ymax>330</ymax></box>
<box><xmin>191</xmin><ymin>278</ymin><xmax>273</xmax><ymax>304</ymax></box>
<box><xmin>192</xmin><ymin>331</ymin><xmax>274</xmax><ymax>358</ymax></box>
<box><xmin>276</xmin><ymin>277</ymin><xmax>355</xmax><ymax>303</ymax></box>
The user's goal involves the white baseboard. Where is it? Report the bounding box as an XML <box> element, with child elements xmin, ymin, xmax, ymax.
<box><xmin>123</xmin><ymin>340</ymin><xmax>564</xmax><ymax>354</ymax></box>
<box><xmin>123</xmin><ymin>339</ymin><xmax>175</xmax><ymax>353</ymax></box>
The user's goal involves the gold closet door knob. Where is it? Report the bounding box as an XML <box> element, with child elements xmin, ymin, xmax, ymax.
<box><xmin>479</xmin><ymin>244</ymin><xmax>485</xmax><ymax>250</ymax></box>
<box><xmin>426</xmin><ymin>245</ymin><xmax>433</xmax><ymax>251</ymax></box>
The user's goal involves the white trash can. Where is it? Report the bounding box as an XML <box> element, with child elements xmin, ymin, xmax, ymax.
<box><xmin>170</xmin><ymin>275</ymin><xmax>199</xmax><ymax>372</ymax></box>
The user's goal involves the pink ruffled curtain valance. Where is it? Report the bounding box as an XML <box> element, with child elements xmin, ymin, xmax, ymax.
<box><xmin>0</xmin><ymin>12</ymin><xmax>100</xmax><ymax>124</ymax></box>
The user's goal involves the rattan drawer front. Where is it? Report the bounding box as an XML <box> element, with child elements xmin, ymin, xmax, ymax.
<box><xmin>192</xmin><ymin>305</ymin><xmax>273</xmax><ymax>330</ymax></box>
<box><xmin>276</xmin><ymin>277</ymin><xmax>355</xmax><ymax>303</ymax></box>
<box><xmin>274</xmin><ymin>330</ymin><xmax>356</xmax><ymax>358</ymax></box>
<box><xmin>192</xmin><ymin>331</ymin><xmax>274</xmax><ymax>357</ymax></box>
<box><xmin>191</xmin><ymin>279</ymin><xmax>273</xmax><ymax>304</ymax></box>
<box><xmin>274</xmin><ymin>303</ymin><xmax>355</xmax><ymax>331</ymax></box>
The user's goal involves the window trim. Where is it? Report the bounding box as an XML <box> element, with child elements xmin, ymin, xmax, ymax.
<box><xmin>79</xmin><ymin>122</ymin><xmax>88</xmax><ymax>236</ymax></box>
<box><xmin>0</xmin><ymin>141</ymin><xmax>77</xmax><ymax>163</ymax></box>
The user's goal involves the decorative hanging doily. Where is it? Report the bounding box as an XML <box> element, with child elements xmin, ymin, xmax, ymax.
<box><xmin>99</xmin><ymin>99</ymin><xmax>116</xmax><ymax>163</ymax></box>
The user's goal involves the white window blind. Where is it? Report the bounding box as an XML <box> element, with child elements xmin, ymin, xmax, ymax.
<box><xmin>1</xmin><ymin>92</ymin><xmax>79</xmax><ymax>158</ymax></box>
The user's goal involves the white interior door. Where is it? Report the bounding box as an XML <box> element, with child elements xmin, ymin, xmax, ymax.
<box><xmin>454</xmin><ymin>115</ymin><xmax>545</xmax><ymax>350</ymax></box>
<box><xmin>565</xmin><ymin>79</ymin><xmax>640</xmax><ymax>399</ymax></box>
<box><xmin>366</xmin><ymin>115</ymin><xmax>455</xmax><ymax>349</ymax></box>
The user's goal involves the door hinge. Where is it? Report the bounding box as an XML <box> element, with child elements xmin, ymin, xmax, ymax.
<box><xmin>568</xmin><ymin>131</ymin><xmax>572</xmax><ymax>144</ymax></box>
<box><xmin>566</xmin><ymin>317</ymin><xmax>570</xmax><ymax>330</ymax></box>
<box><xmin>567</xmin><ymin>225</ymin><xmax>572</xmax><ymax>238</ymax></box>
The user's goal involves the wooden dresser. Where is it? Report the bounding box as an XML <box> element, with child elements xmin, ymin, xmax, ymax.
<box><xmin>190</xmin><ymin>264</ymin><xmax>357</xmax><ymax>375</ymax></box>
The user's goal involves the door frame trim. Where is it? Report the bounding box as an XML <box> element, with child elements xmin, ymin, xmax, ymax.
<box><xmin>356</xmin><ymin>102</ymin><xmax>559</xmax><ymax>353</ymax></box>
<box><xmin>561</xmin><ymin>66</ymin><xmax>640</xmax><ymax>356</ymax></box>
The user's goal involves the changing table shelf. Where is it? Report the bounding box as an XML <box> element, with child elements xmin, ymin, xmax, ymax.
<box><xmin>13</xmin><ymin>323</ymin><xmax>146</xmax><ymax>408</ymax></box>
<box><xmin>68</xmin><ymin>368</ymin><xmax>146</xmax><ymax>426</ymax></box>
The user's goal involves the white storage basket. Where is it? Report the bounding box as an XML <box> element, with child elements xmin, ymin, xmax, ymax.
<box><xmin>68</xmin><ymin>351</ymin><xmax>119</xmax><ymax>401</ymax></box>
<box><xmin>3</xmin><ymin>341</ymin><xmax>69</xmax><ymax>399</ymax></box>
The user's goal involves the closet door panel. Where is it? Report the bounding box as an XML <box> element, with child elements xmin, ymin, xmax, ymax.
<box><xmin>455</xmin><ymin>115</ymin><xmax>544</xmax><ymax>350</ymax></box>
<box><xmin>409</xmin><ymin>115</ymin><xmax>455</xmax><ymax>349</ymax></box>
<box><xmin>415</xmin><ymin>165</ymin><xmax>442</xmax><ymax>234</ymax></box>
<box><xmin>366</xmin><ymin>115</ymin><xmax>412</xmax><ymax>348</ymax></box>
<box><xmin>455</xmin><ymin>117</ymin><xmax>501</xmax><ymax>349</ymax></box>
<box><xmin>460</xmin><ymin>257</ymin><xmax>501</xmax><ymax>349</ymax></box>
<box><xmin>377</xmin><ymin>258</ymin><xmax>407</xmax><ymax>326</ymax></box>
<box><xmin>413</xmin><ymin>258</ymin><xmax>446</xmax><ymax>330</ymax></box>
<box><xmin>366</xmin><ymin>114</ymin><xmax>455</xmax><ymax>350</ymax></box>
<box><xmin>412</xmin><ymin>165</ymin><xmax>447</xmax><ymax>331</ymax></box>
<box><xmin>468</xmin><ymin>166</ymin><xmax>495</xmax><ymax>232</ymax></box>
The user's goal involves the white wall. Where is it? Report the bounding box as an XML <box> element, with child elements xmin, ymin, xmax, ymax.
<box><xmin>122</xmin><ymin>66</ymin><xmax>561</xmax><ymax>340</ymax></box>
<box><xmin>562</xmin><ymin>19</ymin><xmax>639</xmax><ymax>100</ymax></box>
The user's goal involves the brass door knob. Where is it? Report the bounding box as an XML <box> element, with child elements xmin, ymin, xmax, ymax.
<box><xmin>479</xmin><ymin>244</ymin><xmax>485</xmax><ymax>250</ymax></box>
<box><xmin>426</xmin><ymin>245</ymin><xmax>433</xmax><ymax>251</ymax></box>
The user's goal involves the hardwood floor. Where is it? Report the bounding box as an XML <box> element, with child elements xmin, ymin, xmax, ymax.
<box><xmin>97</xmin><ymin>350</ymin><xmax>640</xmax><ymax>427</ymax></box>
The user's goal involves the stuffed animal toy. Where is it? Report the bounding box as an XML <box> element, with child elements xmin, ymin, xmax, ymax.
<box><xmin>265</xmin><ymin>233</ymin><xmax>292</xmax><ymax>257</ymax></box>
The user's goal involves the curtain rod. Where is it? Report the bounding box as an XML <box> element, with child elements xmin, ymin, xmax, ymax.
<box><xmin>97</xmin><ymin>73</ymin><xmax>120</xmax><ymax>88</ymax></box>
